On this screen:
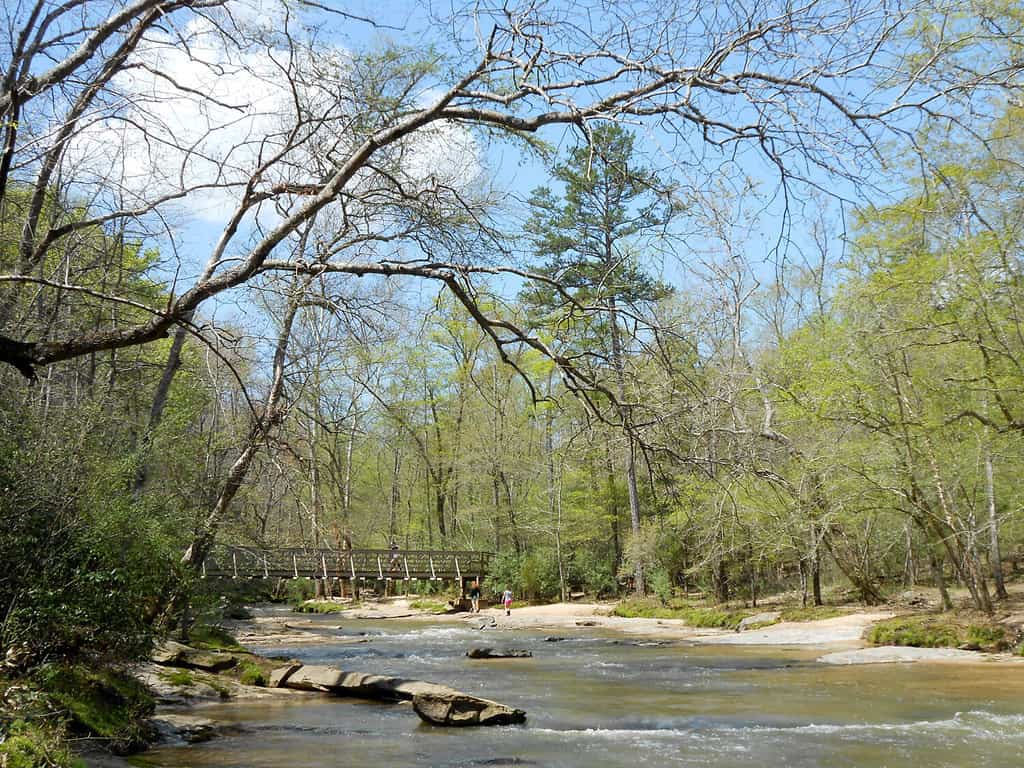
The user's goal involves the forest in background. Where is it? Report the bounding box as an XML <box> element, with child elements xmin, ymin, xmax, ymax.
<box><xmin>1</xmin><ymin>0</ymin><xmax>1023</xmax><ymax>712</ymax></box>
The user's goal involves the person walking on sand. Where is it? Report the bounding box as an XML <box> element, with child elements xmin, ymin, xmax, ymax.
<box><xmin>469</xmin><ymin>581</ymin><xmax>481</xmax><ymax>613</ymax></box>
<box><xmin>501</xmin><ymin>587</ymin><xmax>513</xmax><ymax>617</ymax></box>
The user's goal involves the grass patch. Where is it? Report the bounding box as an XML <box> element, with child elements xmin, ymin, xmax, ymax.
<box><xmin>409</xmin><ymin>599</ymin><xmax>450</xmax><ymax>614</ymax></box>
<box><xmin>613</xmin><ymin>598</ymin><xmax>750</xmax><ymax>630</ymax></box>
<box><xmin>158</xmin><ymin>669</ymin><xmax>195</xmax><ymax>687</ymax></box>
<box><xmin>188</xmin><ymin>625</ymin><xmax>247</xmax><ymax>653</ymax></box>
<box><xmin>38</xmin><ymin>665</ymin><xmax>154</xmax><ymax>753</ymax></box>
<box><xmin>867</xmin><ymin>615</ymin><xmax>1008</xmax><ymax>650</ymax></box>
<box><xmin>238</xmin><ymin>662</ymin><xmax>267</xmax><ymax>687</ymax></box>
<box><xmin>294</xmin><ymin>601</ymin><xmax>347</xmax><ymax>614</ymax></box>
<box><xmin>778</xmin><ymin>606</ymin><xmax>847</xmax><ymax>623</ymax></box>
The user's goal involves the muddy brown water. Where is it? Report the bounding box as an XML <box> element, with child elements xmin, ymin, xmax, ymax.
<box><xmin>131</xmin><ymin>609</ymin><xmax>1024</xmax><ymax>767</ymax></box>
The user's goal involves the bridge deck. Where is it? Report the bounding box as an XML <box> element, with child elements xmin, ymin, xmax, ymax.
<box><xmin>202</xmin><ymin>546</ymin><xmax>492</xmax><ymax>582</ymax></box>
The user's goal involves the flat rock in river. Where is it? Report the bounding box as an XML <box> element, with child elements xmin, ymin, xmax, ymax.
<box><xmin>269</xmin><ymin>663</ymin><xmax>304</xmax><ymax>688</ymax></box>
<box><xmin>282</xmin><ymin>664</ymin><xmax>458</xmax><ymax>700</ymax></box>
<box><xmin>818</xmin><ymin>646</ymin><xmax>986</xmax><ymax>665</ymax></box>
<box><xmin>413</xmin><ymin>692</ymin><xmax>527</xmax><ymax>727</ymax></box>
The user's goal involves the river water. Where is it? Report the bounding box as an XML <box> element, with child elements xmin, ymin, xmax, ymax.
<box><xmin>133</xmin><ymin>610</ymin><xmax>1024</xmax><ymax>767</ymax></box>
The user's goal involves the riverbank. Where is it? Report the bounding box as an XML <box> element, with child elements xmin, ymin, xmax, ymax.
<box><xmin>228</xmin><ymin>597</ymin><xmax>1024</xmax><ymax>665</ymax></box>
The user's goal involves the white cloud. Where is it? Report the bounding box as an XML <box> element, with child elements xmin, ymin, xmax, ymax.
<box><xmin>64</xmin><ymin>4</ymin><xmax>485</xmax><ymax>240</ymax></box>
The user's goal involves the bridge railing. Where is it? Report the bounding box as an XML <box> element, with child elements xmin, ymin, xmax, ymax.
<box><xmin>201</xmin><ymin>545</ymin><xmax>492</xmax><ymax>581</ymax></box>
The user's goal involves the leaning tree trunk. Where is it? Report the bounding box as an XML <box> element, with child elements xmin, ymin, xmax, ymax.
<box><xmin>181</xmin><ymin>274</ymin><xmax>309</xmax><ymax>572</ymax></box>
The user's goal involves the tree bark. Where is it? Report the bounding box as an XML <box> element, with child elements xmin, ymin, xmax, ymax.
<box><xmin>985</xmin><ymin>443</ymin><xmax>1008</xmax><ymax>600</ymax></box>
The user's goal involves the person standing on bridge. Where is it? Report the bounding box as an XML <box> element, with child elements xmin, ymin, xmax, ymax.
<box><xmin>388</xmin><ymin>541</ymin><xmax>400</xmax><ymax>572</ymax></box>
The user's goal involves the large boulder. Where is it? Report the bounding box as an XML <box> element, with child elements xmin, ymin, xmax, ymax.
<box><xmin>412</xmin><ymin>692</ymin><xmax>527</xmax><ymax>727</ymax></box>
<box><xmin>182</xmin><ymin>651</ymin><xmax>240</xmax><ymax>673</ymax></box>
<box><xmin>269</xmin><ymin>663</ymin><xmax>304</xmax><ymax>688</ymax></box>
<box><xmin>150</xmin><ymin>641</ymin><xmax>239</xmax><ymax>673</ymax></box>
<box><xmin>466</xmin><ymin>648</ymin><xmax>532</xmax><ymax>659</ymax></box>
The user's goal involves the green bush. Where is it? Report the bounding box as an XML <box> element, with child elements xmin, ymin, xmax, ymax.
<box><xmin>409</xmin><ymin>599</ymin><xmax>450</xmax><ymax>613</ymax></box>
<box><xmin>285</xmin><ymin>578</ymin><xmax>316</xmax><ymax>605</ymax></box>
<box><xmin>868</xmin><ymin>617</ymin><xmax>959</xmax><ymax>647</ymax></box>
<box><xmin>865</xmin><ymin>615</ymin><xmax>1008</xmax><ymax>649</ymax></box>
<box><xmin>238</xmin><ymin>662</ymin><xmax>267</xmax><ymax>686</ymax></box>
<box><xmin>565</xmin><ymin>549</ymin><xmax>618</xmax><ymax>597</ymax></box>
<box><xmin>648</xmin><ymin>568</ymin><xmax>674</xmax><ymax>603</ymax></box>
<box><xmin>612</xmin><ymin>598</ymin><xmax>750</xmax><ymax>629</ymax></box>
<box><xmin>0</xmin><ymin>719</ymin><xmax>79</xmax><ymax>768</ymax></box>
<box><xmin>779</xmin><ymin>606</ymin><xmax>847</xmax><ymax>622</ymax></box>
<box><xmin>965</xmin><ymin>624</ymin><xmax>1007</xmax><ymax>649</ymax></box>
<box><xmin>0</xmin><ymin>432</ymin><xmax>180</xmax><ymax>664</ymax></box>
<box><xmin>160</xmin><ymin>669</ymin><xmax>195</xmax><ymax>687</ymax></box>
<box><xmin>188</xmin><ymin>625</ymin><xmax>246</xmax><ymax>652</ymax></box>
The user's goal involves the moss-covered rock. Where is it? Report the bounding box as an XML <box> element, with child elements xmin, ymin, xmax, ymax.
<box><xmin>37</xmin><ymin>665</ymin><xmax>155</xmax><ymax>754</ymax></box>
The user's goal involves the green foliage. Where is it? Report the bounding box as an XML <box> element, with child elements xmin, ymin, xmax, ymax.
<box><xmin>965</xmin><ymin>624</ymin><xmax>1007</xmax><ymax>648</ymax></box>
<box><xmin>778</xmin><ymin>606</ymin><xmax>848</xmax><ymax>622</ymax></box>
<box><xmin>648</xmin><ymin>568</ymin><xmax>674</xmax><ymax>603</ymax></box>
<box><xmin>488</xmin><ymin>550</ymin><xmax>563</xmax><ymax>601</ymax></box>
<box><xmin>238</xmin><ymin>662</ymin><xmax>267</xmax><ymax>687</ymax></box>
<box><xmin>0</xmin><ymin>427</ymin><xmax>179</xmax><ymax>663</ymax></box>
<box><xmin>285</xmin><ymin>579</ymin><xmax>317</xmax><ymax>605</ymax></box>
<box><xmin>187</xmin><ymin>625</ymin><xmax>246</xmax><ymax>653</ymax></box>
<box><xmin>0</xmin><ymin>719</ymin><xmax>79</xmax><ymax>768</ymax></box>
<box><xmin>612</xmin><ymin>598</ymin><xmax>750</xmax><ymax>629</ymax></box>
<box><xmin>867</xmin><ymin>615</ymin><xmax>1008</xmax><ymax>650</ymax></box>
<box><xmin>159</xmin><ymin>669</ymin><xmax>195</xmax><ymax>687</ymax></box>
<box><xmin>566</xmin><ymin>550</ymin><xmax>619</xmax><ymax>598</ymax></box>
<box><xmin>38</xmin><ymin>665</ymin><xmax>154</xmax><ymax>753</ymax></box>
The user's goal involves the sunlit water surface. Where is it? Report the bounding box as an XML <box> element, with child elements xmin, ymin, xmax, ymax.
<box><xmin>132</xmin><ymin>609</ymin><xmax>1024</xmax><ymax>767</ymax></box>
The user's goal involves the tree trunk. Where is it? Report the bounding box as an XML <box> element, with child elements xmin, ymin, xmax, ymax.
<box><xmin>607</xmin><ymin>294</ymin><xmax>643</xmax><ymax>594</ymax></box>
<box><xmin>985</xmin><ymin>445</ymin><xmax>1008</xmax><ymax>600</ymax></box>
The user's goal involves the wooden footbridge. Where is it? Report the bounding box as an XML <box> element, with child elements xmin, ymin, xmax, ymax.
<box><xmin>201</xmin><ymin>545</ymin><xmax>493</xmax><ymax>596</ymax></box>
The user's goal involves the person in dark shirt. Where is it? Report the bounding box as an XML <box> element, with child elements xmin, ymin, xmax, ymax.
<box><xmin>469</xmin><ymin>581</ymin><xmax>481</xmax><ymax>612</ymax></box>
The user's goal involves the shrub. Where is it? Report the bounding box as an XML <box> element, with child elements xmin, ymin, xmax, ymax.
<box><xmin>865</xmin><ymin>615</ymin><xmax>1007</xmax><ymax>650</ymax></box>
<box><xmin>238</xmin><ymin>662</ymin><xmax>267</xmax><ymax>687</ymax></box>
<box><xmin>779</xmin><ymin>606</ymin><xmax>847</xmax><ymax>622</ymax></box>
<box><xmin>0</xmin><ymin>719</ymin><xmax>78</xmax><ymax>768</ymax></box>
<box><xmin>409</xmin><ymin>599</ymin><xmax>450</xmax><ymax>613</ymax></box>
<box><xmin>647</xmin><ymin>568</ymin><xmax>674</xmax><ymax>604</ymax></box>
<box><xmin>285</xmin><ymin>578</ymin><xmax>316</xmax><ymax>605</ymax></box>
<box><xmin>0</xmin><ymin>434</ymin><xmax>179</xmax><ymax>664</ymax></box>
<box><xmin>188</xmin><ymin>625</ymin><xmax>246</xmax><ymax>652</ymax></box>
<box><xmin>160</xmin><ymin>669</ymin><xmax>195</xmax><ymax>687</ymax></box>
<box><xmin>612</xmin><ymin>598</ymin><xmax>750</xmax><ymax>629</ymax></box>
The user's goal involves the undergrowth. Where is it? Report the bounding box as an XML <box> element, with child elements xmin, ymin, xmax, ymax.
<box><xmin>867</xmin><ymin>615</ymin><xmax>1009</xmax><ymax>650</ymax></box>
<box><xmin>613</xmin><ymin>598</ymin><xmax>750</xmax><ymax>629</ymax></box>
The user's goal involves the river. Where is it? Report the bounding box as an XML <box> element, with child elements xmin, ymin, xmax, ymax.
<box><xmin>132</xmin><ymin>609</ymin><xmax>1024</xmax><ymax>767</ymax></box>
